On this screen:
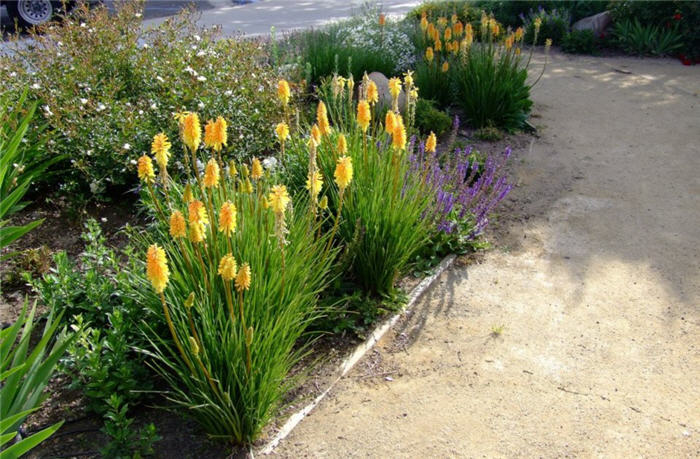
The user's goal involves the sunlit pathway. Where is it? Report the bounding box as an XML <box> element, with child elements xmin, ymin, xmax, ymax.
<box><xmin>273</xmin><ymin>53</ymin><xmax>700</xmax><ymax>456</ymax></box>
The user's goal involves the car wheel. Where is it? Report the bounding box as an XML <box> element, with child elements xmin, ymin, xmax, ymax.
<box><xmin>6</xmin><ymin>0</ymin><xmax>60</xmax><ymax>28</ymax></box>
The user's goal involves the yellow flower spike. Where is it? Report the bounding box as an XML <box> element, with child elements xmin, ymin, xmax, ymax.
<box><xmin>179</xmin><ymin>111</ymin><xmax>201</xmax><ymax>152</ymax></box>
<box><xmin>444</xmin><ymin>27</ymin><xmax>452</xmax><ymax>41</ymax></box>
<box><xmin>403</xmin><ymin>70</ymin><xmax>414</xmax><ymax>89</ymax></box>
<box><xmin>391</xmin><ymin>114</ymin><xmax>407</xmax><ymax>151</ymax></box>
<box><xmin>337</xmin><ymin>133</ymin><xmax>347</xmax><ymax>155</ymax></box>
<box><xmin>218</xmin><ymin>201</ymin><xmax>237</xmax><ymax>236</ymax></box>
<box><xmin>188</xmin><ymin>200</ymin><xmax>209</xmax><ymax>226</ymax></box>
<box><xmin>146</xmin><ymin>244</ymin><xmax>169</xmax><ymax>294</ymax></box>
<box><xmin>356</xmin><ymin>100</ymin><xmax>371</xmax><ymax>133</ymax></box>
<box><xmin>379</xmin><ymin>13</ymin><xmax>386</xmax><ymax>27</ymax></box>
<box><xmin>277</xmin><ymin>79</ymin><xmax>291</xmax><ymax>105</ymax></box>
<box><xmin>545</xmin><ymin>38</ymin><xmax>552</xmax><ymax>51</ymax></box>
<box><xmin>251</xmin><ymin>157</ymin><xmax>263</xmax><ymax>181</ymax></box>
<box><xmin>275</xmin><ymin>122</ymin><xmax>289</xmax><ymax>142</ymax></box>
<box><xmin>505</xmin><ymin>35</ymin><xmax>514</xmax><ymax>50</ymax></box>
<box><xmin>425</xmin><ymin>46</ymin><xmax>434</xmax><ymax>62</ymax></box>
<box><xmin>218</xmin><ymin>253</ymin><xmax>238</xmax><ymax>281</ymax></box>
<box><xmin>435</xmin><ymin>38</ymin><xmax>442</xmax><ymax>51</ymax></box>
<box><xmin>319</xmin><ymin>195</ymin><xmax>328</xmax><ymax>210</ymax></box>
<box><xmin>367</xmin><ymin>80</ymin><xmax>379</xmax><ymax>105</ymax></box>
<box><xmin>451</xmin><ymin>13</ymin><xmax>458</xmax><ymax>24</ymax></box>
<box><xmin>305</xmin><ymin>170</ymin><xmax>323</xmax><ymax>199</ymax></box>
<box><xmin>188</xmin><ymin>222</ymin><xmax>205</xmax><ymax>243</ymax></box>
<box><xmin>188</xmin><ymin>336</ymin><xmax>199</xmax><ymax>356</ymax></box>
<box><xmin>385</xmin><ymin>110</ymin><xmax>396</xmax><ymax>134</ymax></box>
<box><xmin>437</xmin><ymin>16</ymin><xmax>447</xmax><ymax>27</ymax></box>
<box><xmin>137</xmin><ymin>155</ymin><xmax>155</xmax><ymax>183</ymax></box>
<box><xmin>204</xmin><ymin>116</ymin><xmax>228</xmax><ymax>152</ymax></box>
<box><xmin>183</xmin><ymin>183</ymin><xmax>194</xmax><ymax>203</ymax></box>
<box><xmin>534</xmin><ymin>17</ymin><xmax>542</xmax><ymax>31</ymax></box>
<box><xmin>515</xmin><ymin>27</ymin><xmax>524</xmax><ymax>41</ymax></box>
<box><xmin>241</xmin><ymin>164</ymin><xmax>250</xmax><ymax>178</ymax></box>
<box><xmin>235</xmin><ymin>263</ymin><xmax>252</xmax><ymax>292</ymax></box>
<box><xmin>427</xmin><ymin>23</ymin><xmax>436</xmax><ymax>40</ymax></box>
<box><xmin>317</xmin><ymin>101</ymin><xmax>331</xmax><ymax>136</ymax></box>
<box><xmin>388</xmin><ymin>77</ymin><xmax>402</xmax><ymax>100</ymax></box>
<box><xmin>515</xmin><ymin>47</ymin><xmax>521</xmax><ymax>55</ymax></box>
<box><xmin>151</xmin><ymin>133</ymin><xmax>171</xmax><ymax>170</ymax></box>
<box><xmin>228</xmin><ymin>161</ymin><xmax>238</xmax><ymax>178</ymax></box>
<box><xmin>347</xmin><ymin>75</ymin><xmax>355</xmax><ymax>95</ymax></box>
<box><xmin>203</xmin><ymin>158</ymin><xmax>220</xmax><ymax>188</ymax></box>
<box><xmin>268</xmin><ymin>185</ymin><xmax>291</xmax><ymax>215</ymax></box>
<box><xmin>441</xmin><ymin>61</ymin><xmax>450</xmax><ymax>73</ymax></box>
<box><xmin>169</xmin><ymin>211</ymin><xmax>187</xmax><ymax>238</ymax></box>
<box><xmin>420</xmin><ymin>16</ymin><xmax>428</xmax><ymax>32</ymax></box>
<box><xmin>334</xmin><ymin>155</ymin><xmax>353</xmax><ymax>191</ymax></box>
<box><xmin>310</xmin><ymin>124</ymin><xmax>322</xmax><ymax>146</ymax></box>
<box><xmin>426</xmin><ymin>132</ymin><xmax>437</xmax><ymax>153</ymax></box>
<box><xmin>243</xmin><ymin>178</ymin><xmax>253</xmax><ymax>194</ymax></box>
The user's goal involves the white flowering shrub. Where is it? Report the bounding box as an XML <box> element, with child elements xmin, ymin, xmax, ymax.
<box><xmin>0</xmin><ymin>2</ymin><xmax>279</xmax><ymax>203</ymax></box>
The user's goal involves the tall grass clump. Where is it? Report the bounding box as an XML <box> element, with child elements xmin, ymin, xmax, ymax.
<box><xmin>285</xmin><ymin>74</ymin><xmax>434</xmax><ymax>297</ymax></box>
<box><xmin>127</xmin><ymin>102</ymin><xmax>335</xmax><ymax>444</ymax></box>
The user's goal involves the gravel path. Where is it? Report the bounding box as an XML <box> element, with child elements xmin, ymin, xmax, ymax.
<box><xmin>272</xmin><ymin>52</ymin><xmax>700</xmax><ymax>457</ymax></box>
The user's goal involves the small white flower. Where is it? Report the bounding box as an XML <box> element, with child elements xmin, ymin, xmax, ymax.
<box><xmin>80</xmin><ymin>98</ymin><xmax>88</xmax><ymax>105</ymax></box>
<box><xmin>101</xmin><ymin>217</ymin><xmax>108</xmax><ymax>223</ymax></box>
<box><xmin>80</xmin><ymin>22</ymin><xmax>86</xmax><ymax>28</ymax></box>
<box><xmin>156</xmin><ymin>76</ymin><xmax>165</xmax><ymax>83</ymax></box>
<box><xmin>96</xmin><ymin>103</ymin><xmax>106</xmax><ymax>112</ymax></box>
<box><xmin>9</xmin><ymin>72</ymin><xmax>17</xmax><ymax>78</ymax></box>
<box><xmin>196</xmin><ymin>50</ymin><xmax>206</xmax><ymax>57</ymax></box>
<box><xmin>138</xmin><ymin>110</ymin><xmax>144</xmax><ymax>115</ymax></box>
<box><xmin>150</xmin><ymin>102</ymin><xmax>157</xmax><ymax>110</ymax></box>
<box><xmin>43</xmin><ymin>105</ymin><xmax>53</xmax><ymax>116</ymax></box>
<box><xmin>224</xmin><ymin>90</ymin><xmax>233</xmax><ymax>96</ymax></box>
<box><xmin>197</xmin><ymin>75</ymin><xmax>207</xmax><ymax>82</ymax></box>
<box><xmin>31</xmin><ymin>83</ymin><xmax>40</xmax><ymax>90</ymax></box>
<box><xmin>194</xmin><ymin>34</ymin><xmax>201</xmax><ymax>42</ymax></box>
<box><xmin>197</xmin><ymin>101</ymin><xmax>205</xmax><ymax>109</ymax></box>
<box><xmin>123</xmin><ymin>143</ymin><xmax>131</xmax><ymax>151</ymax></box>
<box><xmin>135</xmin><ymin>13</ymin><xmax>142</xmax><ymax>18</ymax></box>
<box><xmin>129</xmin><ymin>159</ymin><xmax>137</xmax><ymax>165</ymax></box>
<box><xmin>90</xmin><ymin>181</ymin><xmax>100</xmax><ymax>193</ymax></box>
<box><xmin>262</xmin><ymin>157</ymin><xmax>278</xmax><ymax>170</ymax></box>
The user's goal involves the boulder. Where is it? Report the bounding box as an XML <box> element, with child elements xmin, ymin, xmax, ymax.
<box><xmin>572</xmin><ymin>11</ymin><xmax>612</xmax><ymax>37</ymax></box>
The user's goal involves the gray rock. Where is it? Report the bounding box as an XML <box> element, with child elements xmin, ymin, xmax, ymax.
<box><xmin>572</xmin><ymin>11</ymin><xmax>611</xmax><ymax>37</ymax></box>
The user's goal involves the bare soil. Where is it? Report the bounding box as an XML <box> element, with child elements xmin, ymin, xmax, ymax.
<box><xmin>273</xmin><ymin>52</ymin><xmax>700</xmax><ymax>456</ymax></box>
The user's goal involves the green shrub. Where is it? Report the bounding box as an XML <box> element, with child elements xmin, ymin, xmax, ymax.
<box><xmin>561</xmin><ymin>29</ymin><xmax>599</xmax><ymax>54</ymax></box>
<box><xmin>1</xmin><ymin>301</ymin><xmax>74</xmax><ymax>458</ymax></box>
<box><xmin>453</xmin><ymin>43</ymin><xmax>534</xmax><ymax>131</ymax></box>
<box><xmin>612</xmin><ymin>18</ymin><xmax>684</xmax><ymax>56</ymax></box>
<box><xmin>414</xmin><ymin>58</ymin><xmax>453</xmax><ymax>109</ymax></box>
<box><xmin>523</xmin><ymin>7</ymin><xmax>570</xmax><ymax>45</ymax></box>
<box><xmin>0</xmin><ymin>1</ymin><xmax>279</xmax><ymax>204</ymax></box>
<box><xmin>415</xmin><ymin>99</ymin><xmax>452</xmax><ymax>136</ymax></box>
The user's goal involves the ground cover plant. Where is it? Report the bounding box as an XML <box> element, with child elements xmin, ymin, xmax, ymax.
<box><xmin>0</xmin><ymin>0</ymin><xmax>279</xmax><ymax>206</ymax></box>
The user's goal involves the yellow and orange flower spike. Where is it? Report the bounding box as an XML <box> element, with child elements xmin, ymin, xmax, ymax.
<box><xmin>437</xmin><ymin>16</ymin><xmax>448</xmax><ymax>27</ymax></box>
<box><xmin>306</xmin><ymin>170</ymin><xmax>323</xmax><ymax>199</ymax></box>
<box><xmin>203</xmin><ymin>158</ymin><xmax>220</xmax><ymax>188</ymax></box>
<box><xmin>356</xmin><ymin>100</ymin><xmax>371</xmax><ymax>133</ymax></box>
<box><xmin>451</xmin><ymin>13</ymin><xmax>458</xmax><ymax>24</ymax></box>
<box><xmin>515</xmin><ymin>26</ymin><xmax>524</xmax><ymax>41</ymax></box>
<box><xmin>420</xmin><ymin>16</ymin><xmax>428</xmax><ymax>32</ymax></box>
<box><xmin>310</xmin><ymin>124</ymin><xmax>322</xmax><ymax>146</ymax></box>
<box><xmin>275</xmin><ymin>122</ymin><xmax>289</xmax><ymax>141</ymax></box>
<box><xmin>146</xmin><ymin>244</ymin><xmax>169</xmax><ymax>293</ymax></box>
<box><xmin>334</xmin><ymin>155</ymin><xmax>353</xmax><ymax>191</ymax></box>
<box><xmin>204</xmin><ymin>116</ymin><xmax>228</xmax><ymax>152</ymax></box>
<box><xmin>425</xmin><ymin>46</ymin><xmax>434</xmax><ymax>62</ymax></box>
<box><xmin>367</xmin><ymin>80</ymin><xmax>379</xmax><ymax>105</ymax></box>
<box><xmin>425</xmin><ymin>132</ymin><xmax>437</xmax><ymax>153</ymax></box>
<box><xmin>379</xmin><ymin>13</ymin><xmax>386</xmax><ymax>27</ymax></box>
<box><xmin>188</xmin><ymin>222</ymin><xmax>205</xmax><ymax>243</ymax></box>
<box><xmin>218</xmin><ymin>201</ymin><xmax>237</xmax><ymax>236</ymax></box>
<box><xmin>388</xmin><ymin>77</ymin><xmax>402</xmax><ymax>100</ymax></box>
<box><xmin>151</xmin><ymin>133</ymin><xmax>171</xmax><ymax>170</ymax></box>
<box><xmin>268</xmin><ymin>185</ymin><xmax>291</xmax><ymax>215</ymax></box>
<box><xmin>444</xmin><ymin>26</ymin><xmax>452</xmax><ymax>41</ymax></box>
<box><xmin>137</xmin><ymin>154</ymin><xmax>155</xmax><ymax>183</ymax></box>
<box><xmin>442</xmin><ymin>61</ymin><xmax>450</xmax><ymax>73</ymax></box>
<box><xmin>188</xmin><ymin>199</ymin><xmax>209</xmax><ymax>226</ymax></box>
<box><xmin>169</xmin><ymin>211</ymin><xmax>187</xmax><ymax>238</ymax></box>
<box><xmin>391</xmin><ymin>115</ymin><xmax>406</xmax><ymax>151</ymax></box>
<box><xmin>235</xmin><ymin>263</ymin><xmax>251</xmax><ymax>292</ymax></box>
<box><xmin>385</xmin><ymin>110</ymin><xmax>396</xmax><ymax>134</ymax></box>
<box><xmin>337</xmin><ymin>133</ymin><xmax>347</xmax><ymax>155</ymax></box>
<box><xmin>427</xmin><ymin>23</ymin><xmax>436</xmax><ymax>40</ymax></box>
<box><xmin>251</xmin><ymin>157</ymin><xmax>263</xmax><ymax>181</ymax></box>
<box><xmin>178</xmin><ymin>111</ymin><xmax>201</xmax><ymax>152</ymax></box>
<box><xmin>435</xmin><ymin>38</ymin><xmax>442</xmax><ymax>52</ymax></box>
<box><xmin>277</xmin><ymin>79</ymin><xmax>291</xmax><ymax>105</ymax></box>
<box><xmin>317</xmin><ymin>101</ymin><xmax>331</xmax><ymax>136</ymax></box>
<box><xmin>453</xmin><ymin>21</ymin><xmax>463</xmax><ymax>37</ymax></box>
<box><xmin>218</xmin><ymin>254</ymin><xmax>237</xmax><ymax>281</ymax></box>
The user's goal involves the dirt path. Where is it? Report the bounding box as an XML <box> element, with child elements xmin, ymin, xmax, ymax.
<box><xmin>273</xmin><ymin>53</ymin><xmax>700</xmax><ymax>457</ymax></box>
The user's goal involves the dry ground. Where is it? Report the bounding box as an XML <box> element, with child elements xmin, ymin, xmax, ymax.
<box><xmin>273</xmin><ymin>52</ymin><xmax>700</xmax><ymax>457</ymax></box>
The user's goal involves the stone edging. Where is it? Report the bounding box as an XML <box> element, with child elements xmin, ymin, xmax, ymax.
<box><xmin>258</xmin><ymin>254</ymin><xmax>457</xmax><ymax>455</ymax></box>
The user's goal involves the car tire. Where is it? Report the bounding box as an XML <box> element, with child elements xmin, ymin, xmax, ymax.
<box><xmin>5</xmin><ymin>0</ymin><xmax>62</xmax><ymax>28</ymax></box>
